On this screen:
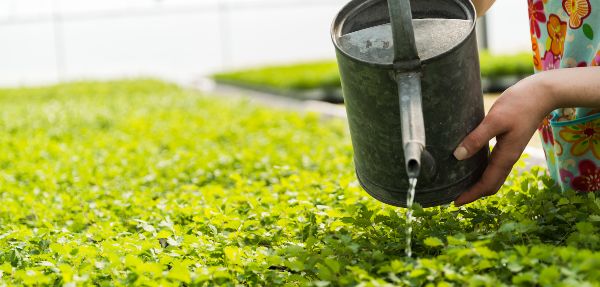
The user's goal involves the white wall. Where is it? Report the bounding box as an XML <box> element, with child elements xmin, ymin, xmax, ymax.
<box><xmin>0</xmin><ymin>0</ymin><xmax>530</xmax><ymax>87</ymax></box>
<box><xmin>484</xmin><ymin>0</ymin><xmax>531</xmax><ymax>54</ymax></box>
<box><xmin>0</xmin><ymin>0</ymin><xmax>347</xmax><ymax>86</ymax></box>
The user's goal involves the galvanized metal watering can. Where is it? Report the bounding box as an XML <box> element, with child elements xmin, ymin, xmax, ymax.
<box><xmin>331</xmin><ymin>0</ymin><xmax>489</xmax><ymax>207</ymax></box>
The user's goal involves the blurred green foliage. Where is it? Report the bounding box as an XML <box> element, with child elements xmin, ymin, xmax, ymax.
<box><xmin>213</xmin><ymin>61</ymin><xmax>340</xmax><ymax>91</ymax></box>
<box><xmin>478</xmin><ymin>51</ymin><xmax>533</xmax><ymax>78</ymax></box>
<box><xmin>0</xmin><ymin>80</ymin><xmax>599</xmax><ymax>286</ymax></box>
<box><xmin>213</xmin><ymin>51</ymin><xmax>533</xmax><ymax>92</ymax></box>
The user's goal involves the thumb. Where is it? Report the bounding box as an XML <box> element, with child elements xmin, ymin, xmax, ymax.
<box><xmin>454</xmin><ymin>115</ymin><xmax>505</xmax><ymax>161</ymax></box>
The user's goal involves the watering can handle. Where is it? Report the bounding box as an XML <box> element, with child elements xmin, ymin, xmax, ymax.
<box><xmin>387</xmin><ymin>0</ymin><xmax>420</xmax><ymax>67</ymax></box>
<box><xmin>387</xmin><ymin>0</ymin><xmax>433</xmax><ymax>180</ymax></box>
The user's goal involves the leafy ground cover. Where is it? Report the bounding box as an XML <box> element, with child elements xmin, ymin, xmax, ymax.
<box><xmin>1</xmin><ymin>80</ymin><xmax>600</xmax><ymax>286</ymax></box>
<box><xmin>213</xmin><ymin>61</ymin><xmax>340</xmax><ymax>91</ymax></box>
<box><xmin>478</xmin><ymin>51</ymin><xmax>533</xmax><ymax>79</ymax></box>
<box><xmin>212</xmin><ymin>51</ymin><xmax>532</xmax><ymax>93</ymax></box>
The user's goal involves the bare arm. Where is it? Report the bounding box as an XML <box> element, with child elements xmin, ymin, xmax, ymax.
<box><xmin>453</xmin><ymin>67</ymin><xmax>600</xmax><ymax>206</ymax></box>
<box><xmin>472</xmin><ymin>0</ymin><xmax>496</xmax><ymax>16</ymax></box>
<box><xmin>546</xmin><ymin>68</ymin><xmax>600</xmax><ymax>108</ymax></box>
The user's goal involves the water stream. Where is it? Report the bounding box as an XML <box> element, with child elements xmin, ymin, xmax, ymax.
<box><xmin>405</xmin><ymin>178</ymin><xmax>417</xmax><ymax>257</ymax></box>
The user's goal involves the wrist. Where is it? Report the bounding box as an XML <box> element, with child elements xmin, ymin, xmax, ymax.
<box><xmin>529</xmin><ymin>71</ymin><xmax>560</xmax><ymax>115</ymax></box>
<box><xmin>535</xmin><ymin>71</ymin><xmax>564</xmax><ymax>113</ymax></box>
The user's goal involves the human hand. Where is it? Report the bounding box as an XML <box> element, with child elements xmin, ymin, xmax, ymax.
<box><xmin>453</xmin><ymin>74</ymin><xmax>556</xmax><ymax>206</ymax></box>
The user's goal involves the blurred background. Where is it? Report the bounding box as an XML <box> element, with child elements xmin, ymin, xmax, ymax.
<box><xmin>0</xmin><ymin>0</ymin><xmax>530</xmax><ymax>87</ymax></box>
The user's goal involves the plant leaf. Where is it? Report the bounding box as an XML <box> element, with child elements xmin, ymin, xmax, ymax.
<box><xmin>583</xmin><ymin>23</ymin><xmax>594</xmax><ymax>40</ymax></box>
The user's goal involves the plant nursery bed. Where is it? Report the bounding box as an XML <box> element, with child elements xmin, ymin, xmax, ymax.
<box><xmin>213</xmin><ymin>61</ymin><xmax>344</xmax><ymax>103</ymax></box>
<box><xmin>213</xmin><ymin>51</ymin><xmax>534</xmax><ymax>101</ymax></box>
<box><xmin>0</xmin><ymin>79</ymin><xmax>599</xmax><ymax>286</ymax></box>
<box><xmin>213</xmin><ymin>78</ymin><xmax>344</xmax><ymax>104</ymax></box>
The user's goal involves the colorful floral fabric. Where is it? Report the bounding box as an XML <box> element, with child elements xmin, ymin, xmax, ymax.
<box><xmin>563</xmin><ymin>0</ymin><xmax>591</xmax><ymax>28</ymax></box>
<box><xmin>529</xmin><ymin>0</ymin><xmax>600</xmax><ymax>192</ymax></box>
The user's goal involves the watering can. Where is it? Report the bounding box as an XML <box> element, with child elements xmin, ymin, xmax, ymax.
<box><xmin>331</xmin><ymin>0</ymin><xmax>489</xmax><ymax>207</ymax></box>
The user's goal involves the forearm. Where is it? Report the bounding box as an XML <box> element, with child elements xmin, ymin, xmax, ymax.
<box><xmin>536</xmin><ymin>67</ymin><xmax>600</xmax><ymax>110</ymax></box>
<box><xmin>471</xmin><ymin>0</ymin><xmax>496</xmax><ymax>16</ymax></box>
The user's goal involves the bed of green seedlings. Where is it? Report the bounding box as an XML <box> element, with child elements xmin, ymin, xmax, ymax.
<box><xmin>478</xmin><ymin>51</ymin><xmax>533</xmax><ymax>79</ymax></box>
<box><xmin>212</xmin><ymin>51</ymin><xmax>533</xmax><ymax>93</ymax></box>
<box><xmin>212</xmin><ymin>61</ymin><xmax>340</xmax><ymax>92</ymax></box>
<box><xmin>1</xmin><ymin>79</ymin><xmax>600</xmax><ymax>286</ymax></box>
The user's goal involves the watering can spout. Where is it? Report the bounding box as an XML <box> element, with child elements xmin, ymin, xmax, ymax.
<box><xmin>397</xmin><ymin>72</ymin><xmax>437</xmax><ymax>180</ymax></box>
<box><xmin>404</xmin><ymin>142</ymin><xmax>437</xmax><ymax>180</ymax></box>
<box><xmin>387</xmin><ymin>0</ymin><xmax>437</xmax><ymax>181</ymax></box>
<box><xmin>404</xmin><ymin>142</ymin><xmax>423</xmax><ymax>178</ymax></box>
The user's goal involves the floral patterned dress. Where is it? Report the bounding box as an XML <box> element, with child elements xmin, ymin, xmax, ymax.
<box><xmin>529</xmin><ymin>0</ymin><xmax>600</xmax><ymax>192</ymax></box>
